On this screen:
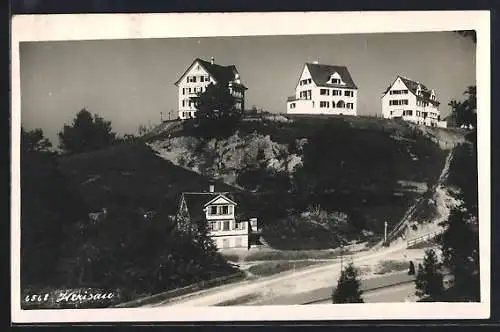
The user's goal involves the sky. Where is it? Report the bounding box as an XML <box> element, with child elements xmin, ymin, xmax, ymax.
<box><xmin>19</xmin><ymin>31</ymin><xmax>476</xmax><ymax>145</ymax></box>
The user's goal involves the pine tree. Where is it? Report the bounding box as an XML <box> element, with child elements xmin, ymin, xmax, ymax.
<box><xmin>332</xmin><ymin>263</ymin><xmax>364</xmax><ymax>303</ymax></box>
<box><xmin>415</xmin><ymin>249</ymin><xmax>444</xmax><ymax>299</ymax></box>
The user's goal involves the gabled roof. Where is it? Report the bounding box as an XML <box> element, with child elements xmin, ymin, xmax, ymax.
<box><xmin>203</xmin><ymin>194</ymin><xmax>238</xmax><ymax>207</ymax></box>
<box><xmin>383</xmin><ymin>76</ymin><xmax>440</xmax><ymax>106</ymax></box>
<box><xmin>174</xmin><ymin>58</ymin><xmax>247</xmax><ymax>89</ymax></box>
<box><xmin>304</xmin><ymin>63</ymin><xmax>358</xmax><ymax>89</ymax></box>
<box><xmin>179</xmin><ymin>190</ymin><xmax>257</xmax><ymax>223</ymax></box>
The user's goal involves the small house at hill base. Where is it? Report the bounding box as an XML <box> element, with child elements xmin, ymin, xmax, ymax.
<box><xmin>176</xmin><ymin>184</ymin><xmax>259</xmax><ymax>250</ymax></box>
<box><xmin>381</xmin><ymin>76</ymin><xmax>447</xmax><ymax>128</ymax></box>
<box><xmin>286</xmin><ymin>62</ymin><xmax>359</xmax><ymax>116</ymax></box>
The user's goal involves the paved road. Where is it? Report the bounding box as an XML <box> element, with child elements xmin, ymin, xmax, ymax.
<box><xmin>310</xmin><ymin>281</ymin><xmax>416</xmax><ymax>304</ymax></box>
<box><xmin>250</xmin><ymin>271</ymin><xmax>415</xmax><ymax>305</ymax></box>
<box><xmin>153</xmin><ymin>244</ymin><xmax>408</xmax><ymax>307</ymax></box>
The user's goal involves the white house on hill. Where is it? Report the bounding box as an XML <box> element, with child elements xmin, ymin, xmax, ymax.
<box><xmin>176</xmin><ymin>184</ymin><xmax>259</xmax><ymax>250</ymax></box>
<box><xmin>381</xmin><ymin>76</ymin><xmax>447</xmax><ymax>128</ymax></box>
<box><xmin>286</xmin><ymin>62</ymin><xmax>359</xmax><ymax>116</ymax></box>
<box><xmin>174</xmin><ymin>57</ymin><xmax>247</xmax><ymax>120</ymax></box>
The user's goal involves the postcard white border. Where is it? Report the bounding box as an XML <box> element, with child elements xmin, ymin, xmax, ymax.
<box><xmin>11</xmin><ymin>11</ymin><xmax>491</xmax><ymax>323</ymax></box>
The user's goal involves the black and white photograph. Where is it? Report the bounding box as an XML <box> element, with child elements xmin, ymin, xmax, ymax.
<box><xmin>11</xmin><ymin>11</ymin><xmax>490</xmax><ymax>323</ymax></box>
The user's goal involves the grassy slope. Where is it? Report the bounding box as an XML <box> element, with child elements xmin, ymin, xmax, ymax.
<box><xmin>58</xmin><ymin>142</ymin><xmax>243</xmax><ymax>214</ymax></box>
<box><xmin>221</xmin><ymin>116</ymin><xmax>448</xmax><ymax>249</ymax></box>
<box><xmin>59</xmin><ymin>115</ymin><xmax>450</xmax><ymax>251</ymax></box>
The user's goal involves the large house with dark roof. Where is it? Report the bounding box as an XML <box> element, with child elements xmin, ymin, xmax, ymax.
<box><xmin>381</xmin><ymin>76</ymin><xmax>447</xmax><ymax>128</ymax></box>
<box><xmin>176</xmin><ymin>184</ymin><xmax>259</xmax><ymax>250</ymax></box>
<box><xmin>174</xmin><ymin>57</ymin><xmax>247</xmax><ymax>120</ymax></box>
<box><xmin>286</xmin><ymin>62</ymin><xmax>359</xmax><ymax>116</ymax></box>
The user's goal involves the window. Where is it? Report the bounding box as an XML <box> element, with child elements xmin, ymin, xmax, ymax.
<box><xmin>222</xmin><ymin>221</ymin><xmax>230</xmax><ymax>231</ymax></box>
<box><xmin>210</xmin><ymin>206</ymin><xmax>217</xmax><ymax>215</ymax></box>
<box><xmin>221</xmin><ymin>205</ymin><xmax>229</xmax><ymax>215</ymax></box>
<box><xmin>416</xmin><ymin>111</ymin><xmax>421</xmax><ymax>117</ymax></box>
<box><xmin>344</xmin><ymin>90</ymin><xmax>353</xmax><ymax>97</ymax></box>
<box><xmin>290</xmin><ymin>103</ymin><xmax>296</xmax><ymax>109</ymax></box>
<box><xmin>331</xmin><ymin>101</ymin><xmax>336</xmax><ymax>108</ymax></box>
<box><xmin>347</xmin><ymin>103</ymin><xmax>354</xmax><ymax>109</ymax></box>
<box><xmin>182</xmin><ymin>88</ymin><xmax>185</xmax><ymax>95</ymax></box>
<box><xmin>182</xmin><ymin>100</ymin><xmax>185</xmax><ymax>107</ymax></box>
<box><xmin>331</xmin><ymin>78</ymin><xmax>340</xmax><ymax>84</ymax></box>
<box><xmin>320</xmin><ymin>101</ymin><xmax>329</xmax><ymax>108</ymax></box>
<box><xmin>320</xmin><ymin>89</ymin><xmax>330</xmax><ymax>95</ymax></box>
<box><xmin>332</xmin><ymin>90</ymin><xmax>341</xmax><ymax>96</ymax></box>
<box><xmin>209</xmin><ymin>221</ymin><xmax>220</xmax><ymax>231</ymax></box>
<box><xmin>235</xmin><ymin>222</ymin><xmax>246</xmax><ymax>230</ymax></box>
<box><xmin>389</xmin><ymin>99</ymin><xmax>409</xmax><ymax>106</ymax></box>
<box><xmin>337</xmin><ymin>100</ymin><xmax>345</xmax><ymax>108</ymax></box>
<box><xmin>404</xmin><ymin>110</ymin><xmax>413</xmax><ymax>116</ymax></box>
<box><xmin>390</xmin><ymin>89</ymin><xmax>409</xmax><ymax>95</ymax></box>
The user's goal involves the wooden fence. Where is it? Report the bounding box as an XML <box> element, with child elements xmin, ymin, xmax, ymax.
<box><xmin>406</xmin><ymin>229</ymin><xmax>444</xmax><ymax>248</ymax></box>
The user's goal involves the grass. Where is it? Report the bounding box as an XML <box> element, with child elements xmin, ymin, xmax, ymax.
<box><xmin>247</xmin><ymin>260</ymin><xmax>321</xmax><ymax>277</ymax></box>
<box><xmin>374</xmin><ymin>260</ymin><xmax>409</xmax><ymax>275</ymax></box>
<box><xmin>57</xmin><ymin>142</ymin><xmax>242</xmax><ymax>212</ymax></box>
<box><xmin>215</xmin><ymin>293</ymin><xmax>260</xmax><ymax>306</ymax></box>
<box><xmin>243</xmin><ymin>249</ymin><xmax>346</xmax><ymax>262</ymax></box>
<box><xmin>407</xmin><ymin>240</ymin><xmax>440</xmax><ymax>250</ymax></box>
<box><xmin>220</xmin><ymin>253</ymin><xmax>241</xmax><ymax>263</ymax></box>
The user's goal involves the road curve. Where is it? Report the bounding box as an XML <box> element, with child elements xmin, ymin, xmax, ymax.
<box><xmin>153</xmin><ymin>243</ymin><xmax>407</xmax><ymax>307</ymax></box>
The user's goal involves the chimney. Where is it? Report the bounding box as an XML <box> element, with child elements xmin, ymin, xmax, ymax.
<box><xmin>210</xmin><ymin>57</ymin><xmax>215</xmax><ymax>65</ymax></box>
<box><xmin>209</xmin><ymin>184</ymin><xmax>215</xmax><ymax>193</ymax></box>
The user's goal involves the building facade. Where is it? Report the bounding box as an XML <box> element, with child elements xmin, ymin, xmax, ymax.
<box><xmin>176</xmin><ymin>184</ymin><xmax>259</xmax><ymax>250</ymax></box>
<box><xmin>381</xmin><ymin>76</ymin><xmax>447</xmax><ymax>128</ymax></box>
<box><xmin>286</xmin><ymin>62</ymin><xmax>359</xmax><ymax>116</ymax></box>
<box><xmin>174</xmin><ymin>57</ymin><xmax>247</xmax><ymax>120</ymax></box>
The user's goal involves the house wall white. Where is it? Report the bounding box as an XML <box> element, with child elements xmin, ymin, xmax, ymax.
<box><xmin>382</xmin><ymin>76</ymin><xmax>442</xmax><ymax>127</ymax></box>
<box><xmin>177</xmin><ymin>62</ymin><xmax>215</xmax><ymax>120</ymax></box>
<box><xmin>176</xmin><ymin>59</ymin><xmax>246</xmax><ymax>120</ymax></box>
<box><xmin>201</xmin><ymin>194</ymin><xmax>256</xmax><ymax>250</ymax></box>
<box><xmin>286</xmin><ymin>64</ymin><xmax>358</xmax><ymax>116</ymax></box>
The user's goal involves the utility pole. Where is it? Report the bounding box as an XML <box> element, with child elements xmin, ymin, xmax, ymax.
<box><xmin>384</xmin><ymin>221</ymin><xmax>388</xmax><ymax>245</ymax></box>
<box><xmin>339</xmin><ymin>236</ymin><xmax>344</xmax><ymax>272</ymax></box>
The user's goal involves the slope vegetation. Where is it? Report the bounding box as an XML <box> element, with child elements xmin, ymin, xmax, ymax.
<box><xmin>147</xmin><ymin>115</ymin><xmax>456</xmax><ymax>249</ymax></box>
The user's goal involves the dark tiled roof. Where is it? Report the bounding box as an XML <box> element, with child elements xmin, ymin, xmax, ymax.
<box><xmin>175</xmin><ymin>58</ymin><xmax>247</xmax><ymax>89</ymax></box>
<box><xmin>305</xmin><ymin>63</ymin><xmax>358</xmax><ymax>89</ymax></box>
<box><xmin>386</xmin><ymin>76</ymin><xmax>440</xmax><ymax>106</ymax></box>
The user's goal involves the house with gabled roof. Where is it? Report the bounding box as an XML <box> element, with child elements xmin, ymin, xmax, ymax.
<box><xmin>381</xmin><ymin>76</ymin><xmax>447</xmax><ymax>128</ymax></box>
<box><xmin>174</xmin><ymin>57</ymin><xmax>247</xmax><ymax>120</ymax></box>
<box><xmin>176</xmin><ymin>184</ymin><xmax>259</xmax><ymax>250</ymax></box>
<box><xmin>286</xmin><ymin>61</ymin><xmax>359</xmax><ymax>116</ymax></box>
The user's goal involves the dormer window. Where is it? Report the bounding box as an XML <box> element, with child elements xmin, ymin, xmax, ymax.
<box><xmin>329</xmin><ymin>72</ymin><xmax>343</xmax><ymax>85</ymax></box>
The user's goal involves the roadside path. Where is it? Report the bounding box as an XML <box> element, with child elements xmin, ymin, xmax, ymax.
<box><xmin>152</xmin><ymin>243</ymin><xmax>407</xmax><ymax>307</ymax></box>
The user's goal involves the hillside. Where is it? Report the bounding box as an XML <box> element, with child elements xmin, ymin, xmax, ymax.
<box><xmin>145</xmin><ymin>115</ymin><xmax>463</xmax><ymax>249</ymax></box>
<box><xmin>58</xmin><ymin>142</ymin><xmax>245</xmax><ymax>215</ymax></box>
